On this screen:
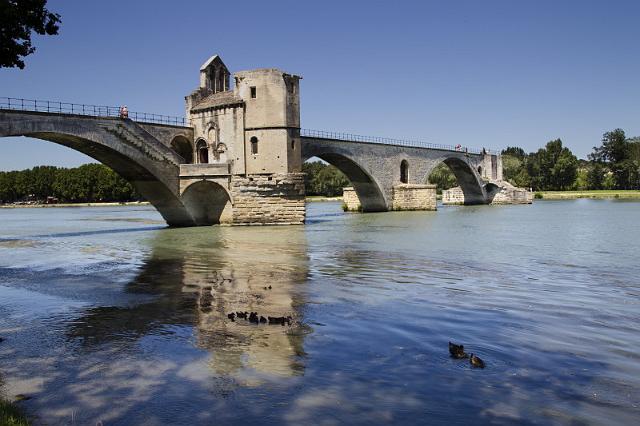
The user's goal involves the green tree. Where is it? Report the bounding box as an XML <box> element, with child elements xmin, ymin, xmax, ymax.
<box><xmin>590</xmin><ymin>129</ymin><xmax>628</xmax><ymax>164</ymax></box>
<box><xmin>0</xmin><ymin>0</ymin><xmax>61</xmax><ymax>69</ymax></box>
<box><xmin>501</xmin><ymin>154</ymin><xmax>524</xmax><ymax>185</ymax></box>
<box><xmin>512</xmin><ymin>168</ymin><xmax>531</xmax><ymax>188</ymax></box>
<box><xmin>602</xmin><ymin>172</ymin><xmax>616</xmax><ymax>190</ymax></box>
<box><xmin>526</xmin><ymin>139</ymin><xmax>578</xmax><ymax>190</ymax></box>
<box><xmin>612</xmin><ymin>159</ymin><xmax>640</xmax><ymax>190</ymax></box>
<box><xmin>302</xmin><ymin>161</ymin><xmax>349</xmax><ymax>196</ymax></box>
<box><xmin>501</xmin><ymin>146</ymin><xmax>526</xmax><ymax>159</ymax></box>
<box><xmin>0</xmin><ymin>171</ymin><xmax>18</xmax><ymax>202</ymax></box>
<box><xmin>427</xmin><ymin>163</ymin><xmax>457</xmax><ymax>192</ymax></box>
<box><xmin>0</xmin><ymin>164</ymin><xmax>141</xmax><ymax>204</ymax></box>
<box><xmin>573</xmin><ymin>167</ymin><xmax>588</xmax><ymax>190</ymax></box>
<box><xmin>29</xmin><ymin>165</ymin><xmax>58</xmax><ymax>198</ymax></box>
<box><xmin>586</xmin><ymin>162</ymin><xmax>605</xmax><ymax>190</ymax></box>
<box><xmin>588</xmin><ymin>129</ymin><xmax>640</xmax><ymax>189</ymax></box>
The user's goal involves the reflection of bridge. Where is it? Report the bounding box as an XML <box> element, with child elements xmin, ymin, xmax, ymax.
<box><xmin>0</xmin><ymin>55</ymin><xmax>526</xmax><ymax>227</ymax></box>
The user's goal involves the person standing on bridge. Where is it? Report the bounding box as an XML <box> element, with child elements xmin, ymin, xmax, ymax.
<box><xmin>119</xmin><ymin>105</ymin><xmax>128</xmax><ymax>119</ymax></box>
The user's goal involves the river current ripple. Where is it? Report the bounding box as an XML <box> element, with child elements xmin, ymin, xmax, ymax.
<box><xmin>0</xmin><ymin>200</ymin><xmax>639</xmax><ymax>425</ymax></box>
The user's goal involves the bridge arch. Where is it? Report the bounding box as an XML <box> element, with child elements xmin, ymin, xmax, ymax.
<box><xmin>428</xmin><ymin>156</ymin><xmax>487</xmax><ymax>205</ymax></box>
<box><xmin>181</xmin><ymin>180</ymin><xmax>232</xmax><ymax>225</ymax></box>
<box><xmin>305</xmin><ymin>152</ymin><xmax>387</xmax><ymax>212</ymax></box>
<box><xmin>170</xmin><ymin>135</ymin><xmax>194</xmax><ymax>164</ymax></box>
<box><xmin>0</xmin><ymin>111</ymin><xmax>197</xmax><ymax>226</ymax></box>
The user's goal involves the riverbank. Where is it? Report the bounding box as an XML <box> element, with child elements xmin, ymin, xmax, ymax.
<box><xmin>0</xmin><ymin>399</ymin><xmax>29</xmax><ymax>426</ymax></box>
<box><xmin>305</xmin><ymin>196</ymin><xmax>342</xmax><ymax>202</ymax></box>
<box><xmin>0</xmin><ymin>201</ymin><xmax>150</xmax><ymax>209</ymax></box>
<box><xmin>535</xmin><ymin>190</ymin><xmax>640</xmax><ymax>200</ymax></box>
<box><xmin>1</xmin><ymin>198</ymin><xmax>346</xmax><ymax>208</ymax></box>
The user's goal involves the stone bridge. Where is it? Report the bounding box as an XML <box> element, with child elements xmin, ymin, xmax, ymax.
<box><xmin>0</xmin><ymin>55</ymin><xmax>530</xmax><ymax>227</ymax></box>
<box><xmin>301</xmin><ymin>133</ymin><xmax>502</xmax><ymax>211</ymax></box>
<box><xmin>0</xmin><ymin>109</ymin><xmax>199</xmax><ymax>226</ymax></box>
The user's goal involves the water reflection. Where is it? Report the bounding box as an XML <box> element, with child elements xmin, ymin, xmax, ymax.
<box><xmin>67</xmin><ymin>225</ymin><xmax>310</xmax><ymax>382</ymax></box>
<box><xmin>2</xmin><ymin>202</ymin><xmax>640</xmax><ymax>424</ymax></box>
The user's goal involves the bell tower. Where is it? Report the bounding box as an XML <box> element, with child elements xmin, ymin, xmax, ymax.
<box><xmin>235</xmin><ymin>68</ymin><xmax>302</xmax><ymax>174</ymax></box>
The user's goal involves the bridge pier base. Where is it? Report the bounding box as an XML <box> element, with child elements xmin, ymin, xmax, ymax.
<box><xmin>392</xmin><ymin>184</ymin><xmax>437</xmax><ymax>211</ymax></box>
<box><xmin>230</xmin><ymin>173</ymin><xmax>306</xmax><ymax>225</ymax></box>
<box><xmin>342</xmin><ymin>187</ymin><xmax>362</xmax><ymax>212</ymax></box>
<box><xmin>442</xmin><ymin>181</ymin><xmax>533</xmax><ymax>205</ymax></box>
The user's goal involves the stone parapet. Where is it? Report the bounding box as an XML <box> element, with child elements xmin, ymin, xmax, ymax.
<box><xmin>342</xmin><ymin>187</ymin><xmax>362</xmax><ymax>211</ymax></box>
<box><xmin>180</xmin><ymin>163</ymin><xmax>231</xmax><ymax>177</ymax></box>
<box><xmin>231</xmin><ymin>173</ymin><xmax>305</xmax><ymax>225</ymax></box>
<box><xmin>391</xmin><ymin>184</ymin><xmax>437</xmax><ymax>211</ymax></box>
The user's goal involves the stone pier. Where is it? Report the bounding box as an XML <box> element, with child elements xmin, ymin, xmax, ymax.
<box><xmin>392</xmin><ymin>184</ymin><xmax>436</xmax><ymax>211</ymax></box>
<box><xmin>342</xmin><ymin>187</ymin><xmax>362</xmax><ymax>211</ymax></box>
<box><xmin>443</xmin><ymin>181</ymin><xmax>533</xmax><ymax>205</ymax></box>
<box><xmin>231</xmin><ymin>173</ymin><xmax>306</xmax><ymax>225</ymax></box>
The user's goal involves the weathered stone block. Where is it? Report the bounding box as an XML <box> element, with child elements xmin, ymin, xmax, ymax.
<box><xmin>391</xmin><ymin>184</ymin><xmax>436</xmax><ymax>211</ymax></box>
<box><xmin>342</xmin><ymin>187</ymin><xmax>362</xmax><ymax>212</ymax></box>
<box><xmin>230</xmin><ymin>173</ymin><xmax>305</xmax><ymax>225</ymax></box>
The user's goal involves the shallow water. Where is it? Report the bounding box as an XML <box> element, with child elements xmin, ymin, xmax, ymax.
<box><xmin>0</xmin><ymin>201</ymin><xmax>639</xmax><ymax>425</ymax></box>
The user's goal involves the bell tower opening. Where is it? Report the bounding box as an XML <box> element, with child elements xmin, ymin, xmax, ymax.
<box><xmin>199</xmin><ymin>55</ymin><xmax>231</xmax><ymax>93</ymax></box>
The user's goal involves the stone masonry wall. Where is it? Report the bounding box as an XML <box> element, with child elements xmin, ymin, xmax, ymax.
<box><xmin>442</xmin><ymin>186</ymin><xmax>465</xmax><ymax>205</ymax></box>
<box><xmin>342</xmin><ymin>187</ymin><xmax>362</xmax><ymax>211</ymax></box>
<box><xmin>392</xmin><ymin>184</ymin><xmax>437</xmax><ymax>211</ymax></box>
<box><xmin>490</xmin><ymin>183</ymin><xmax>533</xmax><ymax>204</ymax></box>
<box><xmin>231</xmin><ymin>173</ymin><xmax>305</xmax><ymax>225</ymax></box>
<box><xmin>443</xmin><ymin>182</ymin><xmax>534</xmax><ymax>205</ymax></box>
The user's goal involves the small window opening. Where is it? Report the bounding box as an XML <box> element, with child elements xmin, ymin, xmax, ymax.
<box><xmin>250</xmin><ymin>87</ymin><xmax>257</xmax><ymax>98</ymax></box>
<box><xmin>477</xmin><ymin>166</ymin><xmax>482</xmax><ymax>174</ymax></box>
<box><xmin>291</xmin><ymin>139</ymin><xmax>295</xmax><ymax>150</ymax></box>
<box><xmin>400</xmin><ymin>160</ymin><xmax>409</xmax><ymax>184</ymax></box>
<box><xmin>196</xmin><ymin>140</ymin><xmax>208</xmax><ymax>164</ymax></box>
<box><xmin>250</xmin><ymin>136</ymin><xmax>258</xmax><ymax>155</ymax></box>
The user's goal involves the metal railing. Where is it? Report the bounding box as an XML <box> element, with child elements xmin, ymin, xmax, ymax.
<box><xmin>0</xmin><ymin>97</ymin><xmax>188</xmax><ymax>127</ymax></box>
<box><xmin>301</xmin><ymin>128</ymin><xmax>495</xmax><ymax>155</ymax></box>
<box><xmin>1</xmin><ymin>97</ymin><xmax>497</xmax><ymax>154</ymax></box>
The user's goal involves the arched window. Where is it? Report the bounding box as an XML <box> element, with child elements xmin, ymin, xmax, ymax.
<box><xmin>250</xmin><ymin>136</ymin><xmax>258</xmax><ymax>155</ymax></box>
<box><xmin>196</xmin><ymin>139</ymin><xmax>209</xmax><ymax>164</ymax></box>
<box><xmin>170</xmin><ymin>136</ymin><xmax>194</xmax><ymax>164</ymax></box>
<box><xmin>207</xmin><ymin>125</ymin><xmax>217</xmax><ymax>144</ymax></box>
<box><xmin>400</xmin><ymin>160</ymin><xmax>409</xmax><ymax>183</ymax></box>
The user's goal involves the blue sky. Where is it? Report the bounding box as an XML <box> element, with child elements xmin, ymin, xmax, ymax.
<box><xmin>1</xmin><ymin>0</ymin><xmax>638</xmax><ymax>170</ymax></box>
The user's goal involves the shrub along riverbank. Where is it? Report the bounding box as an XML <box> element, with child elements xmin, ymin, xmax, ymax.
<box><xmin>0</xmin><ymin>399</ymin><xmax>29</xmax><ymax>426</ymax></box>
<box><xmin>534</xmin><ymin>190</ymin><xmax>640</xmax><ymax>200</ymax></box>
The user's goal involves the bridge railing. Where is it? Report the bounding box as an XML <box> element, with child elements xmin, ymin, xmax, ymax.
<box><xmin>0</xmin><ymin>97</ymin><xmax>188</xmax><ymax>127</ymax></box>
<box><xmin>301</xmin><ymin>129</ymin><xmax>495</xmax><ymax>155</ymax></box>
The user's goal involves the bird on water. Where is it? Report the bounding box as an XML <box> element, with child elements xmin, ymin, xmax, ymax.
<box><xmin>449</xmin><ymin>341</ymin><xmax>468</xmax><ymax>359</ymax></box>
<box><xmin>469</xmin><ymin>353</ymin><xmax>485</xmax><ymax>368</ymax></box>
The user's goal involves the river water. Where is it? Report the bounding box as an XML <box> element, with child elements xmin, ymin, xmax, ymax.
<box><xmin>0</xmin><ymin>200</ymin><xmax>639</xmax><ymax>425</ymax></box>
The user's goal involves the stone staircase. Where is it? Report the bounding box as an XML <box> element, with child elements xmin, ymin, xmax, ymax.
<box><xmin>100</xmin><ymin>120</ymin><xmax>183</xmax><ymax>166</ymax></box>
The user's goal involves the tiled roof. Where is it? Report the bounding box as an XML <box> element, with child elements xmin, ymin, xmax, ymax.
<box><xmin>191</xmin><ymin>91</ymin><xmax>243</xmax><ymax>112</ymax></box>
